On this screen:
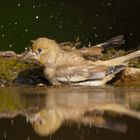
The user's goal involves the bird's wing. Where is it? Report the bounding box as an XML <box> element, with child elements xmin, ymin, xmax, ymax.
<box><xmin>55</xmin><ymin>64</ymin><xmax>125</xmax><ymax>83</ymax></box>
<box><xmin>79</xmin><ymin>35</ymin><xmax>125</xmax><ymax>57</ymax></box>
<box><xmin>55</xmin><ymin>65</ymin><xmax>108</xmax><ymax>83</ymax></box>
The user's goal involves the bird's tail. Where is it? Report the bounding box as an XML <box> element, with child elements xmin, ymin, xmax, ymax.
<box><xmin>106</xmin><ymin>65</ymin><xmax>125</xmax><ymax>75</ymax></box>
<box><xmin>96</xmin><ymin>50</ymin><xmax>140</xmax><ymax>66</ymax></box>
<box><xmin>97</xmin><ymin>35</ymin><xmax>125</xmax><ymax>50</ymax></box>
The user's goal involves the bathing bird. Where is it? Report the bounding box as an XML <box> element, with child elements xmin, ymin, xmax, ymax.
<box><xmin>24</xmin><ymin>35</ymin><xmax>140</xmax><ymax>86</ymax></box>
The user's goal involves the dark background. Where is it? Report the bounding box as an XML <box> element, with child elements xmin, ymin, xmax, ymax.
<box><xmin>0</xmin><ymin>0</ymin><xmax>140</xmax><ymax>53</ymax></box>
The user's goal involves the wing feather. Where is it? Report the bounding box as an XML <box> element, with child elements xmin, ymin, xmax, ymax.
<box><xmin>55</xmin><ymin>65</ymin><xmax>108</xmax><ymax>83</ymax></box>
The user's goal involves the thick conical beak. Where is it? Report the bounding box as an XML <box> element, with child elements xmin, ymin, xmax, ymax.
<box><xmin>23</xmin><ymin>50</ymin><xmax>38</xmax><ymax>60</ymax></box>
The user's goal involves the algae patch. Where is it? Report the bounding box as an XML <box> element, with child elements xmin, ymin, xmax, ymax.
<box><xmin>0</xmin><ymin>57</ymin><xmax>46</xmax><ymax>85</ymax></box>
<box><xmin>0</xmin><ymin>58</ymin><xmax>27</xmax><ymax>81</ymax></box>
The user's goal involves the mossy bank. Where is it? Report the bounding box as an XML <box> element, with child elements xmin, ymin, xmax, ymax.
<box><xmin>0</xmin><ymin>49</ymin><xmax>140</xmax><ymax>87</ymax></box>
<box><xmin>0</xmin><ymin>56</ymin><xmax>47</xmax><ymax>86</ymax></box>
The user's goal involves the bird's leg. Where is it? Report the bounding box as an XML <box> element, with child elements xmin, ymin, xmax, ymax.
<box><xmin>49</xmin><ymin>78</ymin><xmax>62</xmax><ymax>86</ymax></box>
<box><xmin>43</xmin><ymin>68</ymin><xmax>61</xmax><ymax>86</ymax></box>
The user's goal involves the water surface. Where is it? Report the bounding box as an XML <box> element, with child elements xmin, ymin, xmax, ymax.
<box><xmin>0</xmin><ymin>86</ymin><xmax>140</xmax><ymax>140</ymax></box>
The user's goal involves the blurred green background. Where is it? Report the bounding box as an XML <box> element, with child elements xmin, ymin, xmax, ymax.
<box><xmin>0</xmin><ymin>0</ymin><xmax>140</xmax><ymax>53</ymax></box>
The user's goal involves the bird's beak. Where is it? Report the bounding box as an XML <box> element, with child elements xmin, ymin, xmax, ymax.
<box><xmin>23</xmin><ymin>50</ymin><xmax>38</xmax><ymax>60</ymax></box>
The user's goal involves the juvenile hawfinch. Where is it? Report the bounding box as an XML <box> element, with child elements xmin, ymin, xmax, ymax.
<box><xmin>24</xmin><ymin>36</ymin><xmax>140</xmax><ymax>86</ymax></box>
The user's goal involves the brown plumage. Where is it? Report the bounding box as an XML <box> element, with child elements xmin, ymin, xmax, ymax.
<box><xmin>78</xmin><ymin>35</ymin><xmax>125</xmax><ymax>57</ymax></box>
<box><xmin>24</xmin><ymin>35</ymin><xmax>140</xmax><ymax>86</ymax></box>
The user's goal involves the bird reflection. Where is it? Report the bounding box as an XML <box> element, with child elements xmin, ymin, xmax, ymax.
<box><xmin>0</xmin><ymin>87</ymin><xmax>140</xmax><ymax>137</ymax></box>
<box><xmin>31</xmin><ymin>108</ymin><xmax>63</xmax><ymax>136</ymax></box>
<box><xmin>24</xmin><ymin>87</ymin><xmax>140</xmax><ymax>136</ymax></box>
<box><xmin>24</xmin><ymin>35</ymin><xmax>140</xmax><ymax>86</ymax></box>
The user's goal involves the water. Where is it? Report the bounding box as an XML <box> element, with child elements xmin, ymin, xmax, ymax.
<box><xmin>0</xmin><ymin>86</ymin><xmax>140</xmax><ymax>140</ymax></box>
<box><xmin>0</xmin><ymin>1</ymin><xmax>140</xmax><ymax>139</ymax></box>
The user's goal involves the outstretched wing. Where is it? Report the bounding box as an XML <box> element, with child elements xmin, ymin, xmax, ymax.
<box><xmin>79</xmin><ymin>35</ymin><xmax>125</xmax><ymax>56</ymax></box>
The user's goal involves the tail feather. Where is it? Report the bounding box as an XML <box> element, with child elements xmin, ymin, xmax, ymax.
<box><xmin>106</xmin><ymin>65</ymin><xmax>125</xmax><ymax>75</ymax></box>
<box><xmin>95</xmin><ymin>50</ymin><xmax>140</xmax><ymax>66</ymax></box>
<box><xmin>99</xmin><ymin>35</ymin><xmax>125</xmax><ymax>50</ymax></box>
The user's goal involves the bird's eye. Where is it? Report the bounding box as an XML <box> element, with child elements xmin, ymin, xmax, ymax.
<box><xmin>37</xmin><ymin>48</ymin><xmax>43</xmax><ymax>53</ymax></box>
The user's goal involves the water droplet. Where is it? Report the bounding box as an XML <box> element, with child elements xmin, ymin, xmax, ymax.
<box><xmin>93</xmin><ymin>26</ymin><xmax>96</xmax><ymax>30</ymax></box>
<box><xmin>17</xmin><ymin>3</ymin><xmax>21</xmax><ymax>7</ymax></box>
<box><xmin>96</xmin><ymin>13</ymin><xmax>99</xmax><ymax>17</ymax></box>
<box><xmin>14</xmin><ymin>22</ymin><xmax>18</xmax><ymax>25</ymax></box>
<box><xmin>11</xmin><ymin>119</ymin><xmax>14</xmax><ymax>125</ymax></box>
<box><xmin>27</xmin><ymin>136</ymin><xmax>30</xmax><ymax>140</ymax></box>
<box><xmin>38</xmin><ymin>4</ymin><xmax>42</xmax><ymax>7</ymax></box>
<box><xmin>50</xmin><ymin>15</ymin><xmax>54</xmax><ymax>19</ymax></box>
<box><xmin>9</xmin><ymin>22</ymin><xmax>12</xmax><ymax>26</ymax></box>
<box><xmin>32</xmin><ymin>5</ymin><xmax>36</xmax><ymax>8</ymax></box>
<box><xmin>4</xmin><ymin>132</ymin><xmax>7</xmax><ymax>139</ymax></box>
<box><xmin>0</xmin><ymin>25</ymin><xmax>4</xmax><ymax>29</ymax></box>
<box><xmin>25</xmin><ymin>29</ymin><xmax>28</xmax><ymax>32</ymax></box>
<box><xmin>35</xmin><ymin>16</ymin><xmax>39</xmax><ymax>19</ymax></box>
<box><xmin>130</xmin><ymin>33</ymin><xmax>133</xmax><ymax>36</ymax></box>
<box><xmin>1</xmin><ymin>34</ymin><xmax>5</xmax><ymax>38</ymax></box>
<box><xmin>88</xmin><ymin>42</ymin><xmax>91</xmax><ymax>47</ymax></box>
<box><xmin>107</xmin><ymin>2</ymin><xmax>111</xmax><ymax>6</ymax></box>
<box><xmin>94</xmin><ymin>34</ymin><xmax>98</xmax><ymax>37</ymax></box>
<box><xmin>89</xmin><ymin>122</ymin><xmax>92</xmax><ymax>128</ymax></box>
<box><xmin>26</xmin><ymin>118</ymin><xmax>29</xmax><ymax>123</ymax></box>
<box><xmin>9</xmin><ymin>44</ymin><xmax>13</xmax><ymax>48</ymax></box>
<box><xmin>109</xmin><ymin>26</ymin><xmax>112</xmax><ymax>30</ymax></box>
<box><xmin>59</xmin><ymin>25</ymin><xmax>62</xmax><ymax>28</ymax></box>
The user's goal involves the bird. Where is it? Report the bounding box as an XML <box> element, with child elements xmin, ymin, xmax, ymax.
<box><xmin>31</xmin><ymin>108</ymin><xmax>63</xmax><ymax>136</ymax></box>
<box><xmin>24</xmin><ymin>35</ymin><xmax>140</xmax><ymax>86</ymax></box>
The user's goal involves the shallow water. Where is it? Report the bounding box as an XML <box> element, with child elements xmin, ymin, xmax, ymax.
<box><xmin>0</xmin><ymin>86</ymin><xmax>140</xmax><ymax>140</ymax></box>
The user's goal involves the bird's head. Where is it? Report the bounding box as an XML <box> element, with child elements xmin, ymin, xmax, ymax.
<box><xmin>24</xmin><ymin>37</ymin><xmax>61</xmax><ymax>66</ymax></box>
<box><xmin>32</xmin><ymin>109</ymin><xmax>63</xmax><ymax>136</ymax></box>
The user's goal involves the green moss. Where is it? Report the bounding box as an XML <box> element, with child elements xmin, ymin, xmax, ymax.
<box><xmin>100</xmin><ymin>49</ymin><xmax>125</xmax><ymax>60</ymax></box>
<box><xmin>0</xmin><ymin>58</ymin><xmax>29</xmax><ymax>81</ymax></box>
<box><xmin>0</xmin><ymin>57</ymin><xmax>46</xmax><ymax>85</ymax></box>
